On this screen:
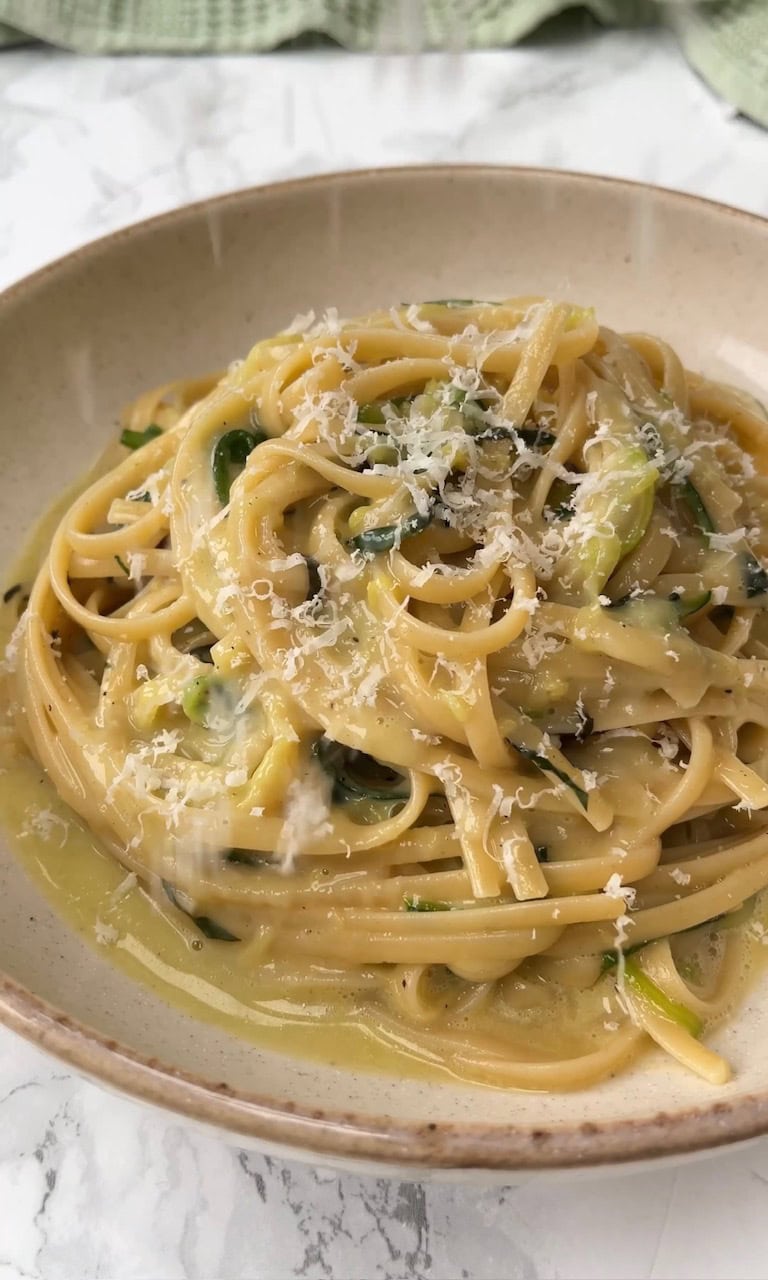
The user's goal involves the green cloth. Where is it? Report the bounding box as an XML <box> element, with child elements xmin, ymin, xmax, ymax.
<box><xmin>0</xmin><ymin>1</ymin><xmax>653</xmax><ymax>50</ymax></box>
<box><xmin>677</xmin><ymin>3</ymin><xmax>768</xmax><ymax>132</ymax></box>
<box><xmin>0</xmin><ymin>1</ymin><xmax>766</xmax><ymax>128</ymax></box>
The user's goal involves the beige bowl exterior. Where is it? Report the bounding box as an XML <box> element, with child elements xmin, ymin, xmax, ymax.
<box><xmin>1</xmin><ymin>167</ymin><xmax>768</xmax><ymax>1175</ymax></box>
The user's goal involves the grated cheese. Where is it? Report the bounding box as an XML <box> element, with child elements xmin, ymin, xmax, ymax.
<box><xmin>603</xmin><ymin>872</ymin><xmax>637</xmax><ymax>909</ymax></box>
<box><xmin>19</xmin><ymin>806</ymin><xmax>69</xmax><ymax>846</ymax></box>
<box><xmin>276</xmin><ymin>768</ymin><xmax>332</xmax><ymax>874</ymax></box>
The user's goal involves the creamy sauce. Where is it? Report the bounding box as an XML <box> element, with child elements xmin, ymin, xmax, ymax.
<box><xmin>1</xmin><ymin>478</ymin><xmax>767</xmax><ymax>1091</ymax></box>
<box><xmin>0</xmin><ymin>477</ymin><xmax>463</xmax><ymax>1083</ymax></box>
<box><xmin>0</xmin><ymin>751</ymin><xmax>427</xmax><ymax>1072</ymax></box>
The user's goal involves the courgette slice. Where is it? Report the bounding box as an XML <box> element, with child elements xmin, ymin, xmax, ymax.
<box><xmin>679</xmin><ymin>478</ymin><xmax>715</xmax><ymax>536</ymax></box>
<box><xmin>314</xmin><ymin>739</ymin><xmax>411</xmax><ymax>804</ymax></box>
<box><xmin>121</xmin><ymin>424</ymin><xmax>162</xmax><ymax>450</ymax></box>
<box><xmin>162</xmin><ymin>881</ymin><xmax>240</xmax><ymax>942</ymax></box>
<box><xmin>181</xmin><ymin>674</ymin><xmax>227</xmax><ymax>727</ymax></box>
<box><xmin>404</xmin><ymin>896</ymin><xmax>451</xmax><ymax>912</ymax></box>
<box><xmin>351</xmin><ymin>508</ymin><xmax>432</xmax><ymax>555</ymax></box>
<box><xmin>212</xmin><ymin>428</ymin><xmax>266</xmax><ymax>504</ymax></box>
<box><xmin>510</xmin><ymin>742</ymin><xmax>588</xmax><ymax>810</ymax></box>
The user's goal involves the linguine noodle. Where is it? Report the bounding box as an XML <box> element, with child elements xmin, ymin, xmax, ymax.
<box><xmin>7</xmin><ymin>297</ymin><xmax>768</xmax><ymax>1090</ymax></box>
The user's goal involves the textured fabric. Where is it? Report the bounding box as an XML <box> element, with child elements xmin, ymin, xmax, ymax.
<box><xmin>0</xmin><ymin>1</ymin><xmax>765</xmax><ymax>129</ymax></box>
<box><xmin>0</xmin><ymin>0</ymin><xmax>660</xmax><ymax>53</ymax></box>
<box><xmin>677</xmin><ymin>1</ymin><xmax>768</xmax><ymax>130</ymax></box>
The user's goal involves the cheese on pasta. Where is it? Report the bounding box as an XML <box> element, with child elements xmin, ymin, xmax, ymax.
<box><xmin>8</xmin><ymin>297</ymin><xmax>768</xmax><ymax>1091</ymax></box>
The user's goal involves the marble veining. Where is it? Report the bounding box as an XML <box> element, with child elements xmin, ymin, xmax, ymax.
<box><xmin>1</xmin><ymin>24</ymin><xmax>768</xmax><ymax>1279</ymax></box>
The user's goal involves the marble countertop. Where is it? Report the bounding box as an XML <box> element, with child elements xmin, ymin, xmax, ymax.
<box><xmin>1</xmin><ymin>23</ymin><xmax>768</xmax><ymax>1280</ymax></box>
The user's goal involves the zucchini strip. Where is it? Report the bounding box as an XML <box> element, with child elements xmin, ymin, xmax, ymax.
<box><xmin>212</xmin><ymin>428</ymin><xmax>265</xmax><ymax>504</ymax></box>
<box><xmin>352</xmin><ymin>508</ymin><xmax>432</xmax><ymax>555</ymax></box>
<box><xmin>163</xmin><ymin>881</ymin><xmax>240</xmax><ymax>942</ymax></box>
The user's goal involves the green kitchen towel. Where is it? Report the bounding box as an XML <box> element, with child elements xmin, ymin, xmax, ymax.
<box><xmin>0</xmin><ymin>1</ymin><xmax>653</xmax><ymax>51</ymax></box>
<box><xmin>0</xmin><ymin>1</ymin><xmax>765</xmax><ymax>128</ymax></box>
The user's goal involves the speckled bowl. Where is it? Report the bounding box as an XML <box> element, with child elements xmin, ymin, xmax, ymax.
<box><xmin>1</xmin><ymin>167</ymin><xmax>768</xmax><ymax>1177</ymax></box>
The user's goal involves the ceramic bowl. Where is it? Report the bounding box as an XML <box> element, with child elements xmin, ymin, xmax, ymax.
<box><xmin>1</xmin><ymin>167</ymin><xmax>767</xmax><ymax>1176</ymax></box>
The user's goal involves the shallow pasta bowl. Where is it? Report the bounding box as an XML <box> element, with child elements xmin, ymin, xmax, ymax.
<box><xmin>1</xmin><ymin>166</ymin><xmax>768</xmax><ymax>1175</ymax></box>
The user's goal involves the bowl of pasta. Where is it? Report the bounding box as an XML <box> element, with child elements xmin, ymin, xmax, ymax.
<box><xmin>1</xmin><ymin>166</ymin><xmax>768</xmax><ymax>1174</ymax></box>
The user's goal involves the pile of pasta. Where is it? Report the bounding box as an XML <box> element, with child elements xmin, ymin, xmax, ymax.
<box><xmin>11</xmin><ymin>297</ymin><xmax>768</xmax><ymax>1090</ymax></box>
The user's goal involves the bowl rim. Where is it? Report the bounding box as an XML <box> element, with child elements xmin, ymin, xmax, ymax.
<box><xmin>2</xmin><ymin>163</ymin><xmax>768</xmax><ymax>1172</ymax></box>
